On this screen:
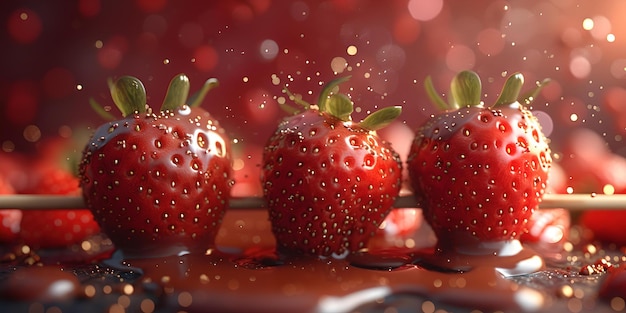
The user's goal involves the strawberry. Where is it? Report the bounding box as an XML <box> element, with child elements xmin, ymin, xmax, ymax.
<box><xmin>0</xmin><ymin>151</ymin><xmax>30</xmax><ymax>193</ymax></box>
<box><xmin>519</xmin><ymin>162</ymin><xmax>570</xmax><ymax>250</ymax></box>
<box><xmin>19</xmin><ymin>167</ymin><xmax>100</xmax><ymax>249</ymax></box>
<box><xmin>0</xmin><ymin>173</ymin><xmax>21</xmax><ymax>243</ymax></box>
<box><xmin>407</xmin><ymin>71</ymin><xmax>552</xmax><ymax>252</ymax></box>
<box><xmin>262</xmin><ymin>76</ymin><xmax>403</xmax><ymax>258</ymax></box>
<box><xmin>377</xmin><ymin>208</ymin><xmax>422</xmax><ymax>238</ymax></box>
<box><xmin>79</xmin><ymin>74</ymin><xmax>233</xmax><ymax>258</ymax></box>
<box><xmin>555</xmin><ymin>128</ymin><xmax>626</xmax><ymax>246</ymax></box>
<box><xmin>558</xmin><ymin>128</ymin><xmax>617</xmax><ymax>194</ymax></box>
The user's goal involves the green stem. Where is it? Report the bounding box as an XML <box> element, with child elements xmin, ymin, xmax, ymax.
<box><xmin>89</xmin><ymin>98</ymin><xmax>116</xmax><ymax>121</ymax></box>
<box><xmin>187</xmin><ymin>78</ymin><xmax>219</xmax><ymax>108</ymax></box>
<box><xmin>283</xmin><ymin>86</ymin><xmax>311</xmax><ymax>109</ymax></box>
<box><xmin>325</xmin><ymin>94</ymin><xmax>353</xmax><ymax>121</ymax></box>
<box><xmin>450</xmin><ymin>70</ymin><xmax>482</xmax><ymax>108</ymax></box>
<box><xmin>318</xmin><ymin>76</ymin><xmax>351</xmax><ymax>112</ymax></box>
<box><xmin>161</xmin><ymin>73</ymin><xmax>190</xmax><ymax>112</ymax></box>
<box><xmin>424</xmin><ymin>76</ymin><xmax>449</xmax><ymax>111</ymax></box>
<box><xmin>109</xmin><ymin>76</ymin><xmax>147</xmax><ymax>117</ymax></box>
<box><xmin>519</xmin><ymin>78</ymin><xmax>551</xmax><ymax>105</ymax></box>
<box><xmin>494</xmin><ymin>72</ymin><xmax>524</xmax><ymax>107</ymax></box>
<box><xmin>359</xmin><ymin>106</ymin><xmax>402</xmax><ymax>131</ymax></box>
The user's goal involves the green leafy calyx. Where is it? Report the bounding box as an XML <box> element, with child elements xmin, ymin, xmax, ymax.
<box><xmin>109</xmin><ymin>76</ymin><xmax>147</xmax><ymax>117</ymax></box>
<box><xmin>281</xmin><ymin>76</ymin><xmax>402</xmax><ymax>131</ymax></box>
<box><xmin>92</xmin><ymin>74</ymin><xmax>219</xmax><ymax>120</ymax></box>
<box><xmin>160</xmin><ymin>74</ymin><xmax>190</xmax><ymax>112</ymax></box>
<box><xmin>425</xmin><ymin>70</ymin><xmax>550</xmax><ymax>110</ymax></box>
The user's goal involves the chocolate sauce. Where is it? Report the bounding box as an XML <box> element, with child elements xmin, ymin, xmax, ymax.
<box><xmin>0</xmin><ymin>265</ymin><xmax>81</xmax><ymax>301</ymax></box>
<box><xmin>0</xmin><ymin>210</ymin><xmax>610</xmax><ymax>312</ymax></box>
<box><xmin>94</xmin><ymin>210</ymin><xmax>546</xmax><ymax>312</ymax></box>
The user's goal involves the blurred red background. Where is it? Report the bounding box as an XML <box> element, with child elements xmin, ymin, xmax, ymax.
<box><xmin>1</xmin><ymin>0</ymin><xmax>625</xmax><ymax>196</ymax></box>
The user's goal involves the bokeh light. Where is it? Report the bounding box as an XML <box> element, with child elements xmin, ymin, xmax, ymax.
<box><xmin>408</xmin><ymin>0</ymin><xmax>443</xmax><ymax>21</ymax></box>
<box><xmin>78</xmin><ymin>0</ymin><xmax>101</xmax><ymax>17</ymax></box>
<box><xmin>259</xmin><ymin>39</ymin><xmax>279</xmax><ymax>61</ymax></box>
<box><xmin>446</xmin><ymin>45</ymin><xmax>476</xmax><ymax>72</ymax></box>
<box><xmin>1</xmin><ymin>0</ymin><xmax>626</xmax><ymax>192</ymax></box>
<box><xmin>476</xmin><ymin>28</ymin><xmax>505</xmax><ymax>56</ymax></box>
<box><xmin>193</xmin><ymin>45</ymin><xmax>219</xmax><ymax>71</ymax></box>
<box><xmin>7</xmin><ymin>8</ymin><xmax>42</xmax><ymax>44</ymax></box>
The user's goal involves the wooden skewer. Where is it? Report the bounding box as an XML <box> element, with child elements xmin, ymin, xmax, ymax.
<box><xmin>0</xmin><ymin>194</ymin><xmax>625</xmax><ymax>210</ymax></box>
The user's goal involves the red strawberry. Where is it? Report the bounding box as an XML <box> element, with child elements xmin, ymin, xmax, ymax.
<box><xmin>407</xmin><ymin>71</ymin><xmax>552</xmax><ymax>253</ymax></box>
<box><xmin>19</xmin><ymin>167</ymin><xmax>100</xmax><ymax>249</ymax></box>
<box><xmin>0</xmin><ymin>173</ymin><xmax>21</xmax><ymax>243</ymax></box>
<box><xmin>519</xmin><ymin>208</ymin><xmax>570</xmax><ymax>253</ymax></box>
<box><xmin>262</xmin><ymin>76</ymin><xmax>403</xmax><ymax>258</ymax></box>
<box><xmin>377</xmin><ymin>208</ymin><xmax>422</xmax><ymax>238</ymax></box>
<box><xmin>79</xmin><ymin>74</ymin><xmax>233</xmax><ymax>258</ymax></box>
<box><xmin>557</xmin><ymin>128</ymin><xmax>626</xmax><ymax>246</ymax></box>
<box><xmin>519</xmin><ymin>162</ymin><xmax>570</xmax><ymax>250</ymax></box>
<box><xmin>0</xmin><ymin>151</ymin><xmax>30</xmax><ymax>193</ymax></box>
<box><xmin>558</xmin><ymin>128</ymin><xmax>616</xmax><ymax>194</ymax></box>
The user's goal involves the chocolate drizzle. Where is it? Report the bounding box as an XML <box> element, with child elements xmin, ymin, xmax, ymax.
<box><xmin>0</xmin><ymin>210</ymin><xmax>620</xmax><ymax>312</ymax></box>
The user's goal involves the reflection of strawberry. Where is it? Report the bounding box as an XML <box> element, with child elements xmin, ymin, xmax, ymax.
<box><xmin>79</xmin><ymin>74</ymin><xmax>233</xmax><ymax>257</ymax></box>
<box><xmin>578</xmin><ymin>155</ymin><xmax>626</xmax><ymax>246</ymax></box>
<box><xmin>19</xmin><ymin>167</ymin><xmax>100</xmax><ymax>249</ymax></box>
<box><xmin>378</xmin><ymin>208</ymin><xmax>422</xmax><ymax>237</ymax></box>
<box><xmin>559</xmin><ymin>128</ymin><xmax>619</xmax><ymax>194</ymax></box>
<box><xmin>0</xmin><ymin>174</ymin><xmax>21</xmax><ymax>243</ymax></box>
<box><xmin>559</xmin><ymin>128</ymin><xmax>626</xmax><ymax>246</ymax></box>
<box><xmin>520</xmin><ymin>208</ymin><xmax>570</xmax><ymax>253</ymax></box>
<box><xmin>519</xmin><ymin>162</ymin><xmax>570</xmax><ymax>251</ymax></box>
<box><xmin>407</xmin><ymin>71</ymin><xmax>551</xmax><ymax>251</ymax></box>
<box><xmin>262</xmin><ymin>77</ymin><xmax>403</xmax><ymax>258</ymax></box>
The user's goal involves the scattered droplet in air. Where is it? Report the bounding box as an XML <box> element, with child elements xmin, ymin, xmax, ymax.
<box><xmin>347</xmin><ymin>45</ymin><xmax>358</xmax><ymax>56</ymax></box>
<box><xmin>586</xmin><ymin>16</ymin><xmax>611</xmax><ymax>40</ymax></box>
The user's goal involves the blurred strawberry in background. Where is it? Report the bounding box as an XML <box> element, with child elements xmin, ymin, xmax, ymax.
<box><xmin>13</xmin><ymin>134</ymin><xmax>101</xmax><ymax>249</ymax></box>
<box><xmin>0</xmin><ymin>0</ymin><xmax>626</xmax><ymax>252</ymax></box>
<box><xmin>0</xmin><ymin>173</ymin><xmax>22</xmax><ymax>243</ymax></box>
<box><xmin>558</xmin><ymin>128</ymin><xmax>626</xmax><ymax>246</ymax></box>
<box><xmin>19</xmin><ymin>166</ymin><xmax>100</xmax><ymax>249</ymax></box>
<box><xmin>520</xmin><ymin>162</ymin><xmax>570</xmax><ymax>252</ymax></box>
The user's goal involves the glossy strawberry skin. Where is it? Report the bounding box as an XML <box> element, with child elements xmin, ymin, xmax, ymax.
<box><xmin>79</xmin><ymin>105</ymin><xmax>232</xmax><ymax>257</ymax></box>
<box><xmin>19</xmin><ymin>167</ymin><xmax>100</xmax><ymax>249</ymax></box>
<box><xmin>262</xmin><ymin>109</ymin><xmax>402</xmax><ymax>257</ymax></box>
<box><xmin>407</xmin><ymin>105</ymin><xmax>551</xmax><ymax>248</ymax></box>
